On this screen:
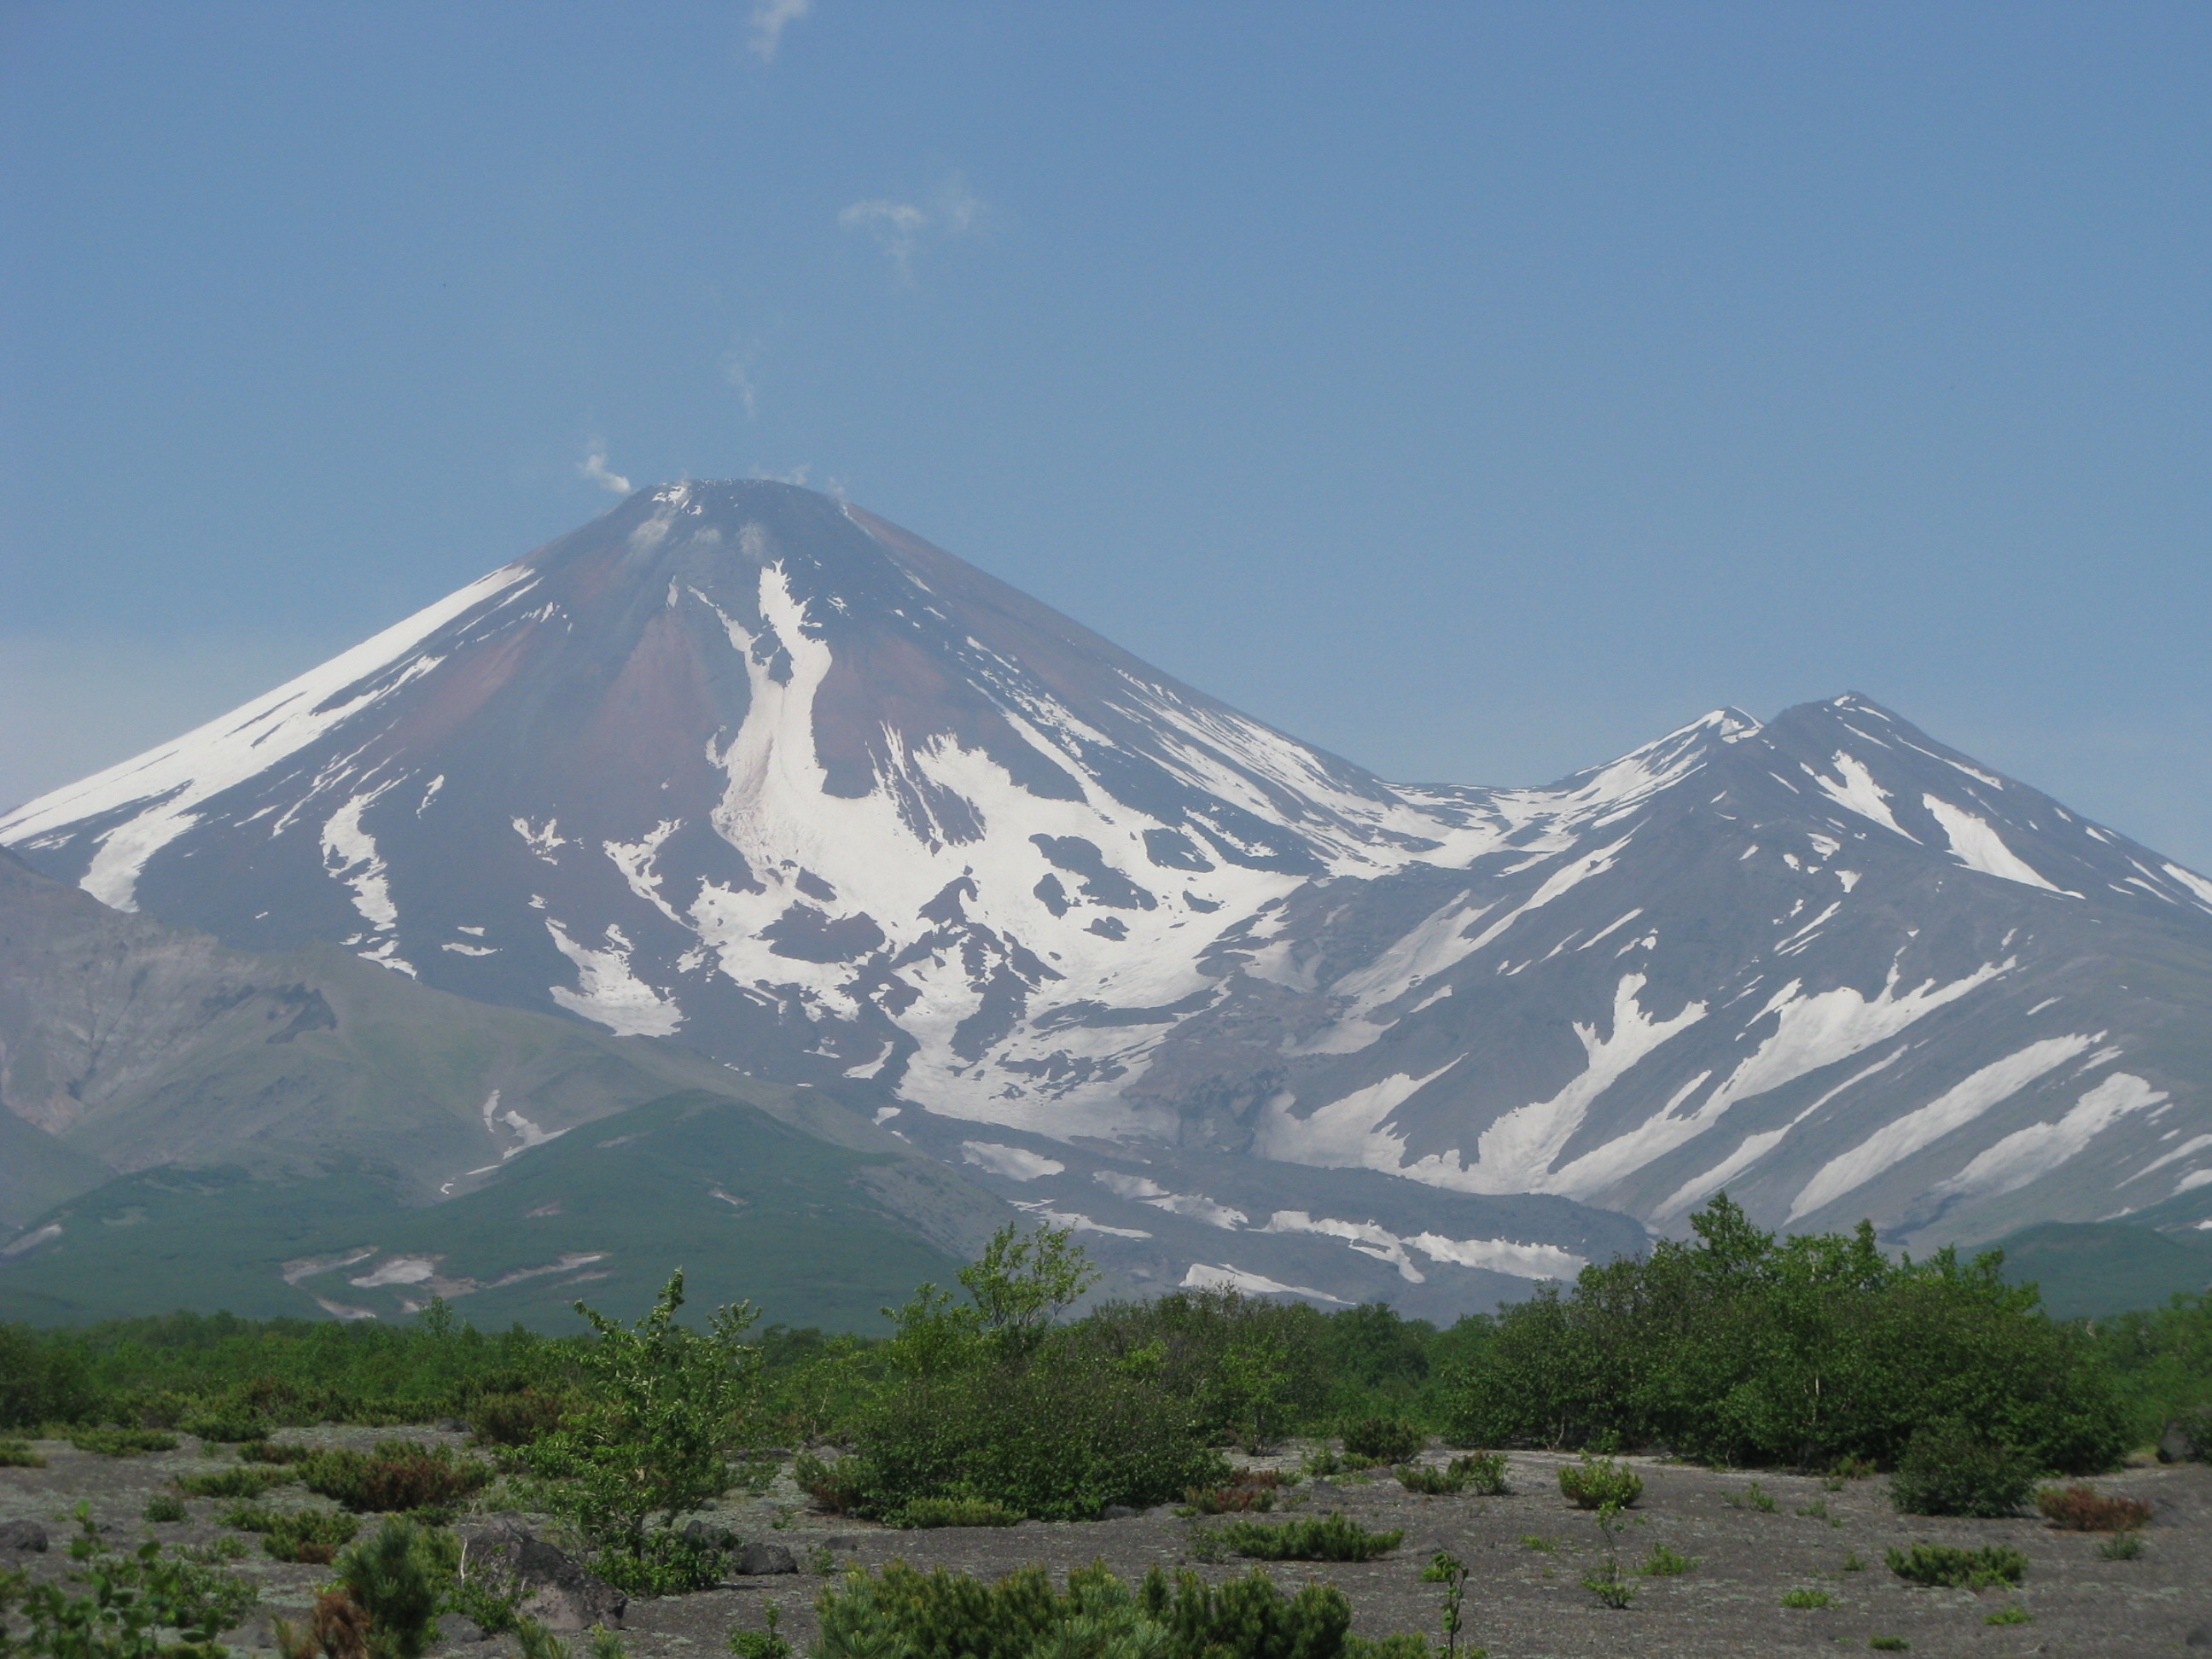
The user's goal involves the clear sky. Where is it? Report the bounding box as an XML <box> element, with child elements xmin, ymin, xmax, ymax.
<box><xmin>4</xmin><ymin>3</ymin><xmax>2208</xmax><ymax>866</ymax></box>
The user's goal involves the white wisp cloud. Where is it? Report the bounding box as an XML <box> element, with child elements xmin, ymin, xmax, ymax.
<box><xmin>748</xmin><ymin>0</ymin><xmax>812</xmax><ymax>62</ymax></box>
<box><xmin>579</xmin><ymin>445</ymin><xmax>632</xmax><ymax>494</ymax></box>
<box><xmin>838</xmin><ymin>173</ymin><xmax>987</xmax><ymax>280</ymax></box>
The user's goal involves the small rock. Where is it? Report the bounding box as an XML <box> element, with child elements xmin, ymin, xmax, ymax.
<box><xmin>0</xmin><ymin>1521</ymin><xmax>49</xmax><ymax>1552</ymax></box>
<box><xmin>825</xmin><ymin>1536</ymin><xmax>859</xmax><ymax>1550</ymax></box>
<box><xmin>2184</xmin><ymin>1622</ymin><xmax>2212</xmax><ymax>1648</ymax></box>
<box><xmin>2157</xmin><ymin>1420</ymin><xmax>2203</xmax><ymax>1464</ymax></box>
<box><xmin>436</xmin><ymin>1418</ymin><xmax>469</xmax><ymax>1435</ymax></box>
<box><xmin>1100</xmin><ymin>1505</ymin><xmax>1137</xmax><ymax>1522</ymax></box>
<box><xmin>733</xmin><ymin>1542</ymin><xmax>798</xmax><ymax>1576</ymax></box>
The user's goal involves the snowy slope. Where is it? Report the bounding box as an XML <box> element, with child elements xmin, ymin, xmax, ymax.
<box><xmin>9</xmin><ymin>480</ymin><xmax>2211</xmax><ymax>1295</ymax></box>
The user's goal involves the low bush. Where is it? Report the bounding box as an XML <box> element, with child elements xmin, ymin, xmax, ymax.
<box><xmin>588</xmin><ymin>1530</ymin><xmax>726</xmax><ymax>1598</ymax></box>
<box><xmin>813</xmin><ymin>1558</ymin><xmax>1434</xmax><ymax>1659</ymax></box>
<box><xmin>183</xmin><ymin>1416</ymin><xmax>269</xmax><ymax>1445</ymax></box>
<box><xmin>0</xmin><ymin>1440</ymin><xmax>46</xmax><ymax>1467</ymax></box>
<box><xmin>469</xmin><ymin>1389</ymin><xmax>570</xmax><ymax>1447</ymax></box>
<box><xmin>2034</xmin><ymin>1484</ymin><xmax>2151</xmax><ymax>1532</ymax></box>
<box><xmin>1339</xmin><ymin>1417</ymin><xmax>1423</xmax><ymax>1465</ymax></box>
<box><xmin>143</xmin><ymin>1493</ymin><xmax>189</xmax><ymax>1523</ymax></box>
<box><xmin>899</xmin><ymin>1496</ymin><xmax>1022</xmax><ymax>1528</ymax></box>
<box><xmin>303</xmin><ymin>1440</ymin><xmax>490</xmax><ymax>1513</ymax></box>
<box><xmin>240</xmin><ymin>1441</ymin><xmax>317</xmax><ymax>1465</ymax></box>
<box><xmin>1394</xmin><ymin>1452</ymin><xmax>1507</xmax><ymax>1496</ymax></box>
<box><xmin>297</xmin><ymin>1518</ymin><xmax>451</xmax><ymax>1659</ymax></box>
<box><xmin>1184</xmin><ymin>1480</ymin><xmax>1278</xmax><ymax>1514</ymax></box>
<box><xmin>1884</xmin><ymin>1542</ymin><xmax>2027</xmax><ymax>1589</ymax></box>
<box><xmin>1394</xmin><ymin>1463</ymin><xmax>1459</xmax><ymax>1495</ymax></box>
<box><xmin>2096</xmin><ymin>1530</ymin><xmax>2145</xmax><ymax>1560</ymax></box>
<box><xmin>69</xmin><ymin>1427</ymin><xmax>179</xmax><ymax>1457</ymax></box>
<box><xmin>176</xmin><ymin>1465</ymin><xmax>296</xmax><ymax>1499</ymax></box>
<box><xmin>1639</xmin><ymin>1542</ymin><xmax>1694</xmax><ymax>1575</ymax></box>
<box><xmin>262</xmin><ymin>1509</ymin><xmax>362</xmax><ymax>1565</ymax></box>
<box><xmin>1557</xmin><ymin>1454</ymin><xmax>1641</xmax><ymax>1510</ymax></box>
<box><xmin>10</xmin><ymin>1507</ymin><xmax>259</xmax><ymax>1659</ymax></box>
<box><xmin>1215</xmin><ymin>1513</ymin><xmax>1403</xmax><ymax>1562</ymax></box>
<box><xmin>1869</xmin><ymin>1639</ymin><xmax>1910</xmax><ymax>1652</ymax></box>
<box><xmin>1450</xmin><ymin>1451</ymin><xmax>1510</xmax><ymax>1494</ymax></box>
<box><xmin>1723</xmin><ymin>1481</ymin><xmax>1775</xmax><ymax>1512</ymax></box>
<box><xmin>1779</xmin><ymin>1587</ymin><xmax>1834</xmax><ymax>1609</ymax></box>
<box><xmin>1984</xmin><ymin>1603</ymin><xmax>2033</xmax><ymax>1626</ymax></box>
<box><xmin>794</xmin><ymin>1451</ymin><xmax>876</xmax><ymax>1515</ymax></box>
<box><xmin>1889</xmin><ymin>1423</ymin><xmax>2037</xmax><ymax>1518</ymax></box>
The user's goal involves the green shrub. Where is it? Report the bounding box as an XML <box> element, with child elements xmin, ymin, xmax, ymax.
<box><xmin>2034</xmin><ymin>1484</ymin><xmax>2151</xmax><ymax>1531</ymax></box>
<box><xmin>240</xmin><ymin>1441</ymin><xmax>317</xmax><ymax>1465</ymax></box>
<box><xmin>587</xmin><ymin>1530</ymin><xmax>725</xmax><ymax>1598</ymax></box>
<box><xmin>1984</xmin><ymin>1603</ymin><xmax>2032</xmax><ymax>1626</ymax></box>
<box><xmin>1448</xmin><ymin>1452</ymin><xmax>1510</xmax><ymax>1494</ymax></box>
<box><xmin>182</xmin><ymin>1416</ymin><xmax>268</xmax><ymax>1445</ymax></box>
<box><xmin>263</xmin><ymin>1510</ymin><xmax>361</xmax><ymax>1565</ymax></box>
<box><xmin>1215</xmin><ymin>1513</ymin><xmax>1402</xmax><ymax>1562</ymax></box>
<box><xmin>1779</xmin><ymin>1587</ymin><xmax>1834</xmax><ymax>1609</ymax></box>
<box><xmin>1557</xmin><ymin>1454</ymin><xmax>1641</xmax><ymax>1510</ymax></box>
<box><xmin>794</xmin><ymin>1451</ymin><xmax>876</xmax><ymax>1515</ymax></box>
<box><xmin>469</xmin><ymin>1389</ymin><xmax>571</xmax><ymax>1447</ymax></box>
<box><xmin>1394</xmin><ymin>1463</ymin><xmax>1459</xmax><ymax>1495</ymax></box>
<box><xmin>1883</xmin><ymin>1542</ymin><xmax>2027</xmax><ymax>1588</ymax></box>
<box><xmin>11</xmin><ymin>1507</ymin><xmax>258</xmax><ymax>1659</ymax></box>
<box><xmin>813</xmin><ymin>1558</ymin><xmax>1406</xmax><ymax>1659</ymax></box>
<box><xmin>1889</xmin><ymin>1423</ymin><xmax>2037</xmax><ymax>1517</ymax></box>
<box><xmin>214</xmin><ymin>1500</ymin><xmax>286</xmax><ymax>1533</ymax></box>
<box><xmin>1339</xmin><ymin>1417</ymin><xmax>1422</xmax><ymax>1464</ymax></box>
<box><xmin>1639</xmin><ymin>1542</ymin><xmax>1694</xmax><ymax>1575</ymax></box>
<box><xmin>70</xmin><ymin>1427</ymin><xmax>179</xmax><ymax>1457</ymax></box>
<box><xmin>304</xmin><ymin>1440</ymin><xmax>489</xmax><ymax>1512</ymax></box>
<box><xmin>900</xmin><ymin>1496</ymin><xmax>1022</xmax><ymax>1528</ymax></box>
<box><xmin>143</xmin><ymin>1493</ymin><xmax>189</xmax><ymax>1523</ymax></box>
<box><xmin>175</xmin><ymin>1465</ymin><xmax>296</xmax><ymax>1499</ymax></box>
<box><xmin>1724</xmin><ymin>1481</ymin><xmax>1775</xmax><ymax>1512</ymax></box>
<box><xmin>0</xmin><ymin>1321</ymin><xmax>97</xmax><ymax>1429</ymax></box>
<box><xmin>328</xmin><ymin>1518</ymin><xmax>451</xmax><ymax>1659</ymax></box>
<box><xmin>1579</xmin><ymin>1563</ymin><xmax>1634</xmax><ymax>1610</ymax></box>
<box><xmin>1447</xmin><ymin>1196</ymin><xmax>2129</xmax><ymax>1473</ymax></box>
<box><xmin>1869</xmin><ymin>1640</ymin><xmax>1910</xmax><ymax>1652</ymax></box>
<box><xmin>2096</xmin><ymin>1530</ymin><xmax>2145</xmax><ymax>1560</ymax></box>
<box><xmin>0</xmin><ymin>1439</ymin><xmax>47</xmax><ymax>1467</ymax></box>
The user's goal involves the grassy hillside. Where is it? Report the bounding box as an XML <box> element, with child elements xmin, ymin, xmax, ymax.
<box><xmin>1991</xmin><ymin>1219</ymin><xmax>2212</xmax><ymax>1318</ymax></box>
<box><xmin>0</xmin><ymin>1090</ymin><xmax>972</xmax><ymax>1333</ymax></box>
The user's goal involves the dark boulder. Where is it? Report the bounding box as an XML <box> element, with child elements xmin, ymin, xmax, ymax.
<box><xmin>458</xmin><ymin>1516</ymin><xmax>626</xmax><ymax>1632</ymax></box>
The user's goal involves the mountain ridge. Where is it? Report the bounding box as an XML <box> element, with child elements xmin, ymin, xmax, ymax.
<box><xmin>6</xmin><ymin>479</ymin><xmax>2209</xmax><ymax>1307</ymax></box>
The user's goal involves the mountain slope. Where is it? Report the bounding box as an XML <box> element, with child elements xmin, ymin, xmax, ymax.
<box><xmin>7</xmin><ymin>480</ymin><xmax>2210</xmax><ymax>1290</ymax></box>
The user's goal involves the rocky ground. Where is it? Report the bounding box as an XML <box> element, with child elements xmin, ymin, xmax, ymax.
<box><xmin>3</xmin><ymin>1429</ymin><xmax>2207</xmax><ymax>1658</ymax></box>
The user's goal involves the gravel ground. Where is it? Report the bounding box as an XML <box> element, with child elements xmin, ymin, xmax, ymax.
<box><xmin>3</xmin><ymin>1431</ymin><xmax>2206</xmax><ymax>1658</ymax></box>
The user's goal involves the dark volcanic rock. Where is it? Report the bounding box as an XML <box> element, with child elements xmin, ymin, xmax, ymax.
<box><xmin>459</xmin><ymin>1516</ymin><xmax>626</xmax><ymax>1632</ymax></box>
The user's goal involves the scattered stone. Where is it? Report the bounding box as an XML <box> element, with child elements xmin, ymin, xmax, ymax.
<box><xmin>732</xmin><ymin>1542</ymin><xmax>797</xmax><ymax>1576</ymax></box>
<box><xmin>0</xmin><ymin>1521</ymin><xmax>48</xmax><ymax>1551</ymax></box>
<box><xmin>435</xmin><ymin>1418</ymin><xmax>469</xmax><ymax>1435</ymax></box>
<box><xmin>1100</xmin><ymin>1505</ymin><xmax>1137</xmax><ymax>1521</ymax></box>
<box><xmin>457</xmin><ymin>1516</ymin><xmax>626</xmax><ymax>1632</ymax></box>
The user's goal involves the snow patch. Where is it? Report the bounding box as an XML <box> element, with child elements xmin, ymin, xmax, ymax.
<box><xmin>960</xmin><ymin>1141</ymin><xmax>1066</xmax><ymax>1181</ymax></box>
<box><xmin>1922</xmin><ymin>797</ymin><xmax>2060</xmax><ymax>892</ymax></box>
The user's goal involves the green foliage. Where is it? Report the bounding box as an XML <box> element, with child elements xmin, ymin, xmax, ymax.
<box><xmin>1841</xmin><ymin>1551</ymin><xmax>1865</xmax><ymax>1571</ymax></box>
<box><xmin>1447</xmin><ymin>1452</ymin><xmax>1509</xmax><ymax>1494</ymax></box>
<box><xmin>959</xmin><ymin>1225</ymin><xmax>1102</xmax><ymax>1356</ymax></box>
<box><xmin>2096</xmin><ymin>1529</ymin><xmax>2145</xmax><ymax>1559</ymax></box>
<box><xmin>1869</xmin><ymin>1640</ymin><xmax>1910</xmax><ymax>1652</ymax></box>
<box><xmin>240</xmin><ymin>1440</ymin><xmax>317</xmax><ymax>1464</ymax></box>
<box><xmin>1339</xmin><ymin>1417</ymin><xmax>1421</xmax><ymax>1464</ymax></box>
<box><xmin>304</xmin><ymin>1440</ymin><xmax>490</xmax><ymax>1513</ymax></box>
<box><xmin>1984</xmin><ymin>1602</ymin><xmax>2033</xmax><ymax>1626</ymax></box>
<box><xmin>901</xmin><ymin>1496</ymin><xmax>1022</xmax><ymax>1528</ymax></box>
<box><xmin>1778</xmin><ymin>1587</ymin><xmax>1834</xmax><ymax>1609</ymax></box>
<box><xmin>469</xmin><ymin>1390</ymin><xmax>571</xmax><ymax>1447</ymax></box>
<box><xmin>1887</xmin><ymin>1422</ymin><xmax>2037</xmax><ymax>1517</ymax></box>
<box><xmin>1417</xmin><ymin>1551</ymin><xmax>1476</xmax><ymax>1659</ymax></box>
<box><xmin>728</xmin><ymin>1600</ymin><xmax>790</xmax><ymax>1659</ymax></box>
<box><xmin>142</xmin><ymin>1493</ymin><xmax>188</xmax><ymax>1524</ymax></box>
<box><xmin>588</xmin><ymin>1530</ymin><xmax>728</xmax><ymax>1598</ymax></box>
<box><xmin>67</xmin><ymin>1428</ymin><xmax>178</xmax><ymax>1457</ymax></box>
<box><xmin>1394</xmin><ymin>1463</ymin><xmax>1457</xmax><ymax>1495</ymax></box>
<box><xmin>174</xmin><ymin>1464</ymin><xmax>295</xmax><ymax>1499</ymax></box>
<box><xmin>1448</xmin><ymin>1196</ymin><xmax>2130</xmax><ymax>1473</ymax></box>
<box><xmin>0</xmin><ymin>1321</ymin><xmax>97</xmax><ymax>1429</ymax></box>
<box><xmin>1214</xmin><ymin>1513</ymin><xmax>1402</xmax><ymax>1562</ymax></box>
<box><xmin>522</xmin><ymin>1270</ymin><xmax>760</xmax><ymax>1552</ymax></box>
<box><xmin>794</xmin><ymin>1451</ymin><xmax>876</xmax><ymax>1515</ymax></box>
<box><xmin>0</xmin><ymin>1440</ymin><xmax>48</xmax><ymax>1467</ymax></box>
<box><xmin>1723</xmin><ymin>1481</ymin><xmax>1774</xmax><ymax>1512</ymax></box>
<box><xmin>1557</xmin><ymin>1454</ymin><xmax>1641</xmax><ymax>1510</ymax></box>
<box><xmin>181</xmin><ymin>1416</ymin><xmax>268</xmax><ymax>1445</ymax></box>
<box><xmin>263</xmin><ymin>1510</ymin><xmax>362</xmax><ymax>1564</ymax></box>
<box><xmin>332</xmin><ymin>1518</ymin><xmax>454</xmax><ymax>1659</ymax></box>
<box><xmin>8</xmin><ymin>1506</ymin><xmax>258</xmax><ymax>1659</ymax></box>
<box><xmin>1578</xmin><ymin>1563</ymin><xmax>1634</xmax><ymax>1610</ymax></box>
<box><xmin>1639</xmin><ymin>1541</ymin><xmax>1694</xmax><ymax>1575</ymax></box>
<box><xmin>1883</xmin><ymin>1541</ymin><xmax>2027</xmax><ymax>1588</ymax></box>
<box><xmin>1516</xmin><ymin>1534</ymin><xmax>1555</xmax><ymax>1552</ymax></box>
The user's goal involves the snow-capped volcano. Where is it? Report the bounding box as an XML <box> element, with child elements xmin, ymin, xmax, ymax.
<box><xmin>9</xmin><ymin>480</ymin><xmax>2211</xmax><ymax>1272</ymax></box>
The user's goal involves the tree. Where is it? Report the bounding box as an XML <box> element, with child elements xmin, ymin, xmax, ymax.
<box><xmin>957</xmin><ymin>1224</ymin><xmax>1100</xmax><ymax>1353</ymax></box>
<box><xmin>524</xmin><ymin>1271</ymin><xmax>760</xmax><ymax>1553</ymax></box>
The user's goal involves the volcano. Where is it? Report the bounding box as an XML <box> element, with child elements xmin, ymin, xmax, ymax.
<box><xmin>8</xmin><ymin>480</ymin><xmax>2212</xmax><ymax>1306</ymax></box>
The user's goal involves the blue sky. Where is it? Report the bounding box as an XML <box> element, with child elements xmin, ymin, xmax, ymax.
<box><xmin>4</xmin><ymin>3</ymin><xmax>2209</xmax><ymax>865</ymax></box>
